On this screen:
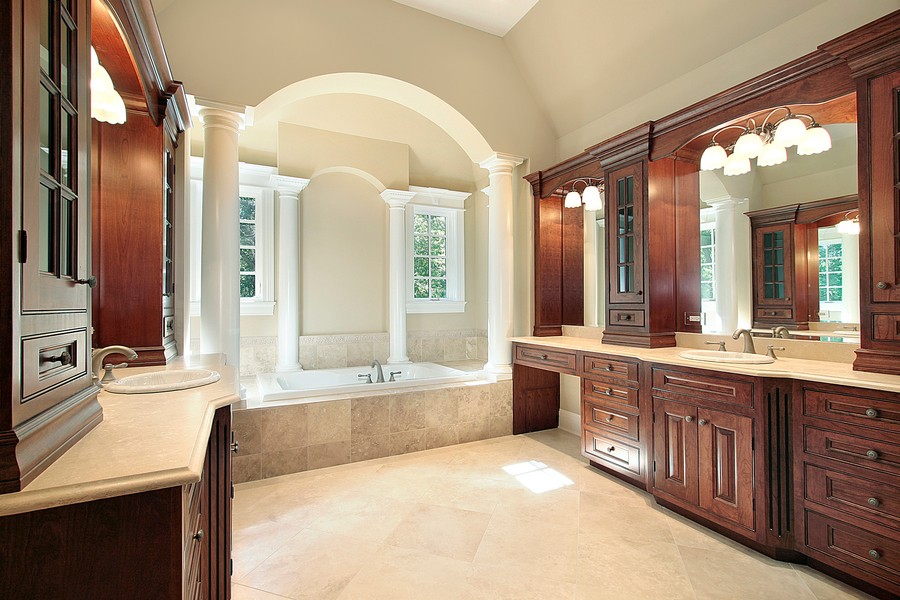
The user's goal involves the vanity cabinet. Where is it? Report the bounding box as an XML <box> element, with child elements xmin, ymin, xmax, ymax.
<box><xmin>512</xmin><ymin>343</ymin><xmax>575</xmax><ymax>434</ymax></box>
<box><xmin>0</xmin><ymin>406</ymin><xmax>233</xmax><ymax>599</ymax></box>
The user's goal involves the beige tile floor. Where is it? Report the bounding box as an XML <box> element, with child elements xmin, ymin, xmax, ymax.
<box><xmin>232</xmin><ymin>429</ymin><xmax>875</xmax><ymax>600</ymax></box>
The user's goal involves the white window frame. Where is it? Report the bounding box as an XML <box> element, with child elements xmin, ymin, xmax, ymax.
<box><xmin>818</xmin><ymin>237</ymin><xmax>844</xmax><ymax>317</ymax></box>
<box><xmin>189</xmin><ymin>158</ymin><xmax>276</xmax><ymax>316</ymax></box>
<box><xmin>405</xmin><ymin>187</ymin><xmax>468</xmax><ymax>314</ymax></box>
<box><xmin>700</xmin><ymin>221</ymin><xmax>716</xmax><ymax>302</ymax></box>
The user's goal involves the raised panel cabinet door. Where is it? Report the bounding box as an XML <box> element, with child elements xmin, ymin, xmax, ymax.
<box><xmin>652</xmin><ymin>399</ymin><xmax>699</xmax><ymax>505</ymax></box>
<box><xmin>697</xmin><ymin>408</ymin><xmax>755</xmax><ymax>531</ymax></box>
<box><xmin>607</xmin><ymin>162</ymin><xmax>645</xmax><ymax>304</ymax></box>
<box><xmin>869</xmin><ymin>70</ymin><xmax>900</xmax><ymax>304</ymax></box>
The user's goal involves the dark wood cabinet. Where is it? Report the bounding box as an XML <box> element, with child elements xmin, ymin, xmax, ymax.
<box><xmin>607</xmin><ymin>162</ymin><xmax>645</xmax><ymax>305</ymax></box>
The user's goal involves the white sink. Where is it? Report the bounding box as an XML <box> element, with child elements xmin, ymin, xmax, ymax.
<box><xmin>679</xmin><ymin>350</ymin><xmax>775</xmax><ymax>365</ymax></box>
<box><xmin>105</xmin><ymin>369</ymin><xmax>221</xmax><ymax>394</ymax></box>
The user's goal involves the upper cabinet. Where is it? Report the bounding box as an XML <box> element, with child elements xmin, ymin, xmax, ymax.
<box><xmin>607</xmin><ymin>162</ymin><xmax>645</xmax><ymax>305</ymax></box>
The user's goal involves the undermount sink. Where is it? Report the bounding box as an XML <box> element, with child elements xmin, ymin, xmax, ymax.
<box><xmin>105</xmin><ymin>369</ymin><xmax>221</xmax><ymax>394</ymax></box>
<box><xmin>678</xmin><ymin>350</ymin><xmax>775</xmax><ymax>365</ymax></box>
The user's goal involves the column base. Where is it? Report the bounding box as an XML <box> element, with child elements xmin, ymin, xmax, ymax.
<box><xmin>387</xmin><ymin>356</ymin><xmax>411</xmax><ymax>365</ymax></box>
<box><xmin>275</xmin><ymin>362</ymin><xmax>302</xmax><ymax>373</ymax></box>
<box><xmin>483</xmin><ymin>362</ymin><xmax>513</xmax><ymax>376</ymax></box>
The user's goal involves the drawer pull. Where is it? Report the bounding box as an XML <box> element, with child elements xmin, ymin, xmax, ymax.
<box><xmin>193</xmin><ymin>529</ymin><xmax>205</xmax><ymax>542</ymax></box>
<box><xmin>41</xmin><ymin>351</ymin><xmax>72</xmax><ymax>366</ymax></box>
<box><xmin>876</xmin><ymin>281</ymin><xmax>890</xmax><ymax>290</ymax></box>
<box><xmin>605</xmin><ymin>365</ymin><xmax>614</xmax><ymax>372</ymax></box>
<box><xmin>866</xmin><ymin>450</ymin><xmax>880</xmax><ymax>460</ymax></box>
<box><xmin>698</xmin><ymin>419</ymin><xmax>708</xmax><ymax>426</ymax></box>
<box><xmin>604</xmin><ymin>388</ymin><xmax>613</xmax><ymax>396</ymax></box>
<box><xmin>539</xmin><ymin>354</ymin><xmax>548</xmax><ymax>360</ymax></box>
<box><xmin>865</xmin><ymin>408</ymin><xmax>879</xmax><ymax>418</ymax></box>
<box><xmin>618</xmin><ymin>314</ymin><xmax>633</xmax><ymax>321</ymax></box>
<box><xmin>605</xmin><ymin>415</ymin><xmax>614</xmax><ymax>422</ymax></box>
<box><xmin>231</xmin><ymin>441</ymin><xmax>240</xmax><ymax>454</ymax></box>
<box><xmin>684</xmin><ymin>415</ymin><xmax>694</xmax><ymax>423</ymax></box>
<box><xmin>869</xmin><ymin>549</ymin><xmax>881</xmax><ymax>560</ymax></box>
<box><xmin>868</xmin><ymin>497</ymin><xmax>881</xmax><ymax>507</ymax></box>
<box><xmin>606</xmin><ymin>446</ymin><xmax>615</xmax><ymax>453</ymax></box>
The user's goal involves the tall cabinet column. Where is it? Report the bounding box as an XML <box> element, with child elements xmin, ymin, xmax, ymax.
<box><xmin>272</xmin><ymin>175</ymin><xmax>309</xmax><ymax>372</ymax></box>
<box><xmin>480</xmin><ymin>153</ymin><xmax>525</xmax><ymax>374</ymax></box>
<box><xmin>381</xmin><ymin>190</ymin><xmax>418</xmax><ymax>364</ymax></box>
<box><xmin>198</xmin><ymin>106</ymin><xmax>244</xmax><ymax>375</ymax></box>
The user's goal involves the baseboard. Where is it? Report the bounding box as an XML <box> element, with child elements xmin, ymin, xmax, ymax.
<box><xmin>558</xmin><ymin>409</ymin><xmax>580</xmax><ymax>435</ymax></box>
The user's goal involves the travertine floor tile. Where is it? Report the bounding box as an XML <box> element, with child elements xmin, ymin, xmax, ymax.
<box><xmin>232</xmin><ymin>583</ymin><xmax>293</xmax><ymax>600</ymax></box>
<box><xmin>387</xmin><ymin>503</ymin><xmax>492</xmax><ymax>561</ymax></box>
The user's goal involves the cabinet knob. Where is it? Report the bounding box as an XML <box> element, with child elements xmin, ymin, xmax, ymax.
<box><xmin>869</xmin><ymin>549</ymin><xmax>881</xmax><ymax>560</ymax></box>
<box><xmin>231</xmin><ymin>440</ymin><xmax>240</xmax><ymax>454</ymax></box>
<box><xmin>876</xmin><ymin>281</ymin><xmax>890</xmax><ymax>290</ymax></box>
<box><xmin>698</xmin><ymin>419</ymin><xmax>708</xmax><ymax>426</ymax></box>
<box><xmin>866</xmin><ymin>450</ymin><xmax>880</xmax><ymax>460</ymax></box>
<box><xmin>75</xmin><ymin>276</ymin><xmax>97</xmax><ymax>288</ymax></box>
<box><xmin>684</xmin><ymin>416</ymin><xmax>694</xmax><ymax>423</ymax></box>
<box><xmin>865</xmin><ymin>408</ymin><xmax>879</xmax><ymax>418</ymax></box>
<box><xmin>606</xmin><ymin>446</ymin><xmax>616</xmax><ymax>453</ymax></box>
<box><xmin>868</xmin><ymin>497</ymin><xmax>881</xmax><ymax>507</ymax></box>
<box><xmin>539</xmin><ymin>354</ymin><xmax>548</xmax><ymax>360</ymax></box>
<box><xmin>604</xmin><ymin>388</ymin><xmax>613</xmax><ymax>396</ymax></box>
<box><xmin>193</xmin><ymin>529</ymin><xmax>205</xmax><ymax>542</ymax></box>
<box><xmin>605</xmin><ymin>415</ymin><xmax>614</xmax><ymax>422</ymax></box>
<box><xmin>605</xmin><ymin>365</ymin><xmax>614</xmax><ymax>372</ymax></box>
<box><xmin>41</xmin><ymin>350</ymin><xmax>72</xmax><ymax>366</ymax></box>
<box><xmin>769</xmin><ymin>311</ymin><xmax>777</xmax><ymax>316</ymax></box>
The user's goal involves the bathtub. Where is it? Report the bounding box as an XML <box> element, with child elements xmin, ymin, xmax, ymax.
<box><xmin>255</xmin><ymin>362</ymin><xmax>479</xmax><ymax>403</ymax></box>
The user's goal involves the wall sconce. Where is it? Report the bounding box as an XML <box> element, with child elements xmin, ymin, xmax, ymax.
<box><xmin>836</xmin><ymin>211</ymin><xmax>860</xmax><ymax>235</ymax></box>
<box><xmin>91</xmin><ymin>47</ymin><xmax>127</xmax><ymax>124</ymax></box>
<box><xmin>562</xmin><ymin>178</ymin><xmax>604</xmax><ymax>211</ymax></box>
<box><xmin>700</xmin><ymin>107</ymin><xmax>831</xmax><ymax>176</ymax></box>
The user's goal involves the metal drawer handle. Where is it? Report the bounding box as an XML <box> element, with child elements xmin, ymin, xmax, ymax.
<box><xmin>684</xmin><ymin>415</ymin><xmax>694</xmax><ymax>423</ymax></box>
<box><xmin>605</xmin><ymin>365</ymin><xmax>614</xmax><ymax>372</ymax></box>
<box><xmin>193</xmin><ymin>529</ymin><xmax>205</xmax><ymax>542</ymax></box>
<box><xmin>41</xmin><ymin>351</ymin><xmax>72</xmax><ymax>366</ymax></box>
<box><xmin>869</xmin><ymin>549</ymin><xmax>881</xmax><ymax>560</ymax></box>
<box><xmin>75</xmin><ymin>276</ymin><xmax>97</xmax><ymax>288</ymax></box>
<box><xmin>618</xmin><ymin>314</ymin><xmax>633</xmax><ymax>321</ymax></box>
<box><xmin>865</xmin><ymin>408</ymin><xmax>879</xmax><ymax>418</ymax></box>
<box><xmin>866</xmin><ymin>450</ymin><xmax>880</xmax><ymax>460</ymax></box>
<box><xmin>606</xmin><ymin>446</ymin><xmax>616</xmax><ymax>453</ymax></box>
<box><xmin>231</xmin><ymin>441</ymin><xmax>240</xmax><ymax>454</ymax></box>
<box><xmin>605</xmin><ymin>415</ymin><xmax>614</xmax><ymax>422</ymax></box>
<box><xmin>868</xmin><ymin>497</ymin><xmax>880</xmax><ymax>507</ymax></box>
<box><xmin>698</xmin><ymin>419</ymin><xmax>708</xmax><ymax>426</ymax></box>
<box><xmin>876</xmin><ymin>281</ymin><xmax>890</xmax><ymax>290</ymax></box>
<box><xmin>604</xmin><ymin>388</ymin><xmax>613</xmax><ymax>396</ymax></box>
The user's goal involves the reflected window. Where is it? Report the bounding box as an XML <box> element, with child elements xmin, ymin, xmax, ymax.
<box><xmin>700</xmin><ymin>223</ymin><xmax>716</xmax><ymax>301</ymax></box>
<box><xmin>819</xmin><ymin>238</ymin><xmax>843</xmax><ymax>319</ymax></box>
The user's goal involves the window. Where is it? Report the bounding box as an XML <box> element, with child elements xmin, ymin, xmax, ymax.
<box><xmin>700</xmin><ymin>223</ymin><xmax>716</xmax><ymax>301</ymax></box>
<box><xmin>819</xmin><ymin>240</ymin><xmax>843</xmax><ymax>303</ymax></box>
<box><xmin>239</xmin><ymin>195</ymin><xmax>258</xmax><ymax>299</ymax></box>
<box><xmin>406</xmin><ymin>197</ymin><xmax>466</xmax><ymax>313</ymax></box>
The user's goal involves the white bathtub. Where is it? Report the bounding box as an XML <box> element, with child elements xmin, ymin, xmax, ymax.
<box><xmin>255</xmin><ymin>362</ymin><xmax>479</xmax><ymax>403</ymax></box>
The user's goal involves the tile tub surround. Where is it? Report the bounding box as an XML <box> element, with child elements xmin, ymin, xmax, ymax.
<box><xmin>232</xmin><ymin>380</ymin><xmax>512</xmax><ymax>483</ymax></box>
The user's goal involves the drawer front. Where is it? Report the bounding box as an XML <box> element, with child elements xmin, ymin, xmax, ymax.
<box><xmin>582</xmin><ymin>428</ymin><xmax>641</xmax><ymax>475</ymax></box>
<box><xmin>583</xmin><ymin>399</ymin><xmax>640</xmax><ymax>441</ymax></box>
<box><xmin>804</xmin><ymin>427</ymin><xmax>900</xmax><ymax>477</ymax></box>
<box><xmin>515</xmin><ymin>344</ymin><xmax>576</xmax><ymax>374</ymax></box>
<box><xmin>805</xmin><ymin>511</ymin><xmax>900</xmax><ymax>587</ymax></box>
<box><xmin>756</xmin><ymin>308</ymin><xmax>793</xmax><ymax>320</ymax></box>
<box><xmin>580</xmin><ymin>354</ymin><xmax>639</xmax><ymax>383</ymax></box>
<box><xmin>804</xmin><ymin>464</ymin><xmax>900</xmax><ymax>528</ymax></box>
<box><xmin>803</xmin><ymin>388</ymin><xmax>900</xmax><ymax>434</ymax></box>
<box><xmin>652</xmin><ymin>367</ymin><xmax>754</xmax><ymax>408</ymax></box>
<box><xmin>21</xmin><ymin>329</ymin><xmax>88</xmax><ymax>401</ymax></box>
<box><xmin>609</xmin><ymin>309</ymin><xmax>645</xmax><ymax>327</ymax></box>
<box><xmin>582</xmin><ymin>378</ymin><xmax>639</xmax><ymax>409</ymax></box>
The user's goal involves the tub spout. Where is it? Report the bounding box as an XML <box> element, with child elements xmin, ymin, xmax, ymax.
<box><xmin>371</xmin><ymin>360</ymin><xmax>385</xmax><ymax>383</ymax></box>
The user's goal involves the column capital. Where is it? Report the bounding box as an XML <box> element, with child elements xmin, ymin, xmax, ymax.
<box><xmin>381</xmin><ymin>189</ymin><xmax>418</xmax><ymax>209</ymax></box>
<box><xmin>270</xmin><ymin>174</ymin><xmax>310</xmax><ymax>196</ymax></box>
<box><xmin>198</xmin><ymin>107</ymin><xmax>245</xmax><ymax>133</ymax></box>
<box><xmin>479</xmin><ymin>152</ymin><xmax>525</xmax><ymax>175</ymax></box>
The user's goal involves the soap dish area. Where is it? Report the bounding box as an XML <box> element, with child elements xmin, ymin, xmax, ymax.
<box><xmin>678</xmin><ymin>350</ymin><xmax>776</xmax><ymax>365</ymax></box>
<box><xmin>105</xmin><ymin>369</ymin><xmax>221</xmax><ymax>394</ymax></box>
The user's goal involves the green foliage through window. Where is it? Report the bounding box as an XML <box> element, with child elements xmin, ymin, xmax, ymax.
<box><xmin>412</xmin><ymin>212</ymin><xmax>448</xmax><ymax>300</ymax></box>
<box><xmin>239</xmin><ymin>196</ymin><xmax>257</xmax><ymax>299</ymax></box>
<box><xmin>819</xmin><ymin>240</ymin><xmax>843</xmax><ymax>303</ymax></box>
<box><xmin>700</xmin><ymin>226</ymin><xmax>716</xmax><ymax>301</ymax></box>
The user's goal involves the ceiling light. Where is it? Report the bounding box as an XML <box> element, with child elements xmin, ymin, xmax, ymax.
<box><xmin>797</xmin><ymin>123</ymin><xmax>832</xmax><ymax>156</ymax></box>
<box><xmin>723</xmin><ymin>153</ymin><xmax>751</xmax><ymax>176</ymax></box>
<box><xmin>700</xmin><ymin>143</ymin><xmax>728</xmax><ymax>171</ymax></box>
<box><xmin>564</xmin><ymin>190</ymin><xmax>582</xmax><ymax>208</ymax></box>
<box><xmin>561</xmin><ymin>178</ymin><xmax>604</xmax><ymax>210</ymax></box>
<box><xmin>836</xmin><ymin>212</ymin><xmax>860</xmax><ymax>235</ymax></box>
<box><xmin>757</xmin><ymin>142</ymin><xmax>787</xmax><ymax>167</ymax></box>
<box><xmin>733</xmin><ymin>131</ymin><xmax>764</xmax><ymax>159</ymax></box>
<box><xmin>91</xmin><ymin>47</ymin><xmax>127</xmax><ymax>124</ymax></box>
<box><xmin>773</xmin><ymin>115</ymin><xmax>807</xmax><ymax>147</ymax></box>
<box><xmin>582</xmin><ymin>185</ymin><xmax>603</xmax><ymax>211</ymax></box>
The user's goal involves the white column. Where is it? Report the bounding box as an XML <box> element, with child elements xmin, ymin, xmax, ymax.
<box><xmin>480</xmin><ymin>153</ymin><xmax>525</xmax><ymax>374</ymax></box>
<box><xmin>271</xmin><ymin>175</ymin><xmax>310</xmax><ymax>372</ymax></box>
<box><xmin>841</xmin><ymin>233</ymin><xmax>860</xmax><ymax>324</ymax></box>
<box><xmin>584</xmin><ymin>210</ymin><xmax>600</xmax><ymax>327</ymax></box>
<box><xmin>199</xmin><ymin>106</ymin><xmax>244</xmax><ymax>374</ymax></box>
<box><xmin>706</xmin><ymin>196</ymin><xmax>747</xmax><ymax>333</ymax></box>
<box><xmin>381</xmin><ymin>189</ymin><xmax>417</xmax><ymax>364</ymax></box>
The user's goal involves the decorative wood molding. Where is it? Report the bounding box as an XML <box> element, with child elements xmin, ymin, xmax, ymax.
<box><xmin>524</xmin><ymin>152</ymin><xmax>603</xmax><ymax>199</ymax></box>
<box><xmin>820</xmin><ymin>10</ymin><xmax>900</xmax><ymax>79</ymax></box>
<box><xmin>853</xmin><ymin>348</ymin><xmax>900</xmax><ymax>376</ymax></box>
<box><xmin>586</xmin><ymin>122</ymin><xmax>652</xmax><ymax>170</ymax></box>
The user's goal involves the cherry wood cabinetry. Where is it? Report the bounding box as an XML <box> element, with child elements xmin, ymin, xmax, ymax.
<box><xmin>512</xmin><ymin>343</ymin><xmax>574</xmax><ymax>434</ymax></box>
<box><xmin>0</xmin><ymin>406</ymin><xmax>233</xmax><ymax>599</ymax></box>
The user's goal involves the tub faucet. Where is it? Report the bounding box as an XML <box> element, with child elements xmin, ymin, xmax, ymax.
<box><xmin>91</xmin><ymin>345</ymin><xmax>138</xmax><ymax>382</ymax></box>
<box><xmin>371</xmin><ymin>360</ymin><xmax>385</xmax><ymax>383</ymax></box>
<box><xmin>732</xmin><ymin>329</ymin><xmax>756</xmax><ymax>354</ymax></box>
<box><xmin>772</xmin><ymin>326</ymin><xmax>791</xmax><ymax>339</ymax></box>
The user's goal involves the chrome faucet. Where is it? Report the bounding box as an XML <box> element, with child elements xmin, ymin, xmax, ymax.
<box><xmin>371</xmin><ymin>360</ymin><xmax>385</xmax><ymax>383</ymax></box>
<box><xmin>732</xmin><ymin>329</ymin><xmax>756</xmax><ymax>354</ymax></box>
<box><xmin>772</xmin><ymin>326</ymin><xmax>791</xmax><ymax>339</ymax></box>
<box><xmin>91</xmin><ymin>345</ymin><xmax>138</xmax><ymax>382</ymax></box>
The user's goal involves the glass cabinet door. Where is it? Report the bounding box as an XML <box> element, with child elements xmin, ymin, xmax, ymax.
<box><xmin>754</xmin><ymin>224</ymin><xmax>794</xmax><ymax>306</ymax></box>
<box><xmin>607</xmin><ymin>162</ymin><xmax>645</xmax><ymax>304</ymax></box>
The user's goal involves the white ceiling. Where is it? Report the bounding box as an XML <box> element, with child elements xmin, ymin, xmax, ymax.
<box><xmin>391</xmin><ymin>0</ymin><xmax>540</xmax><ymax>36</ymax></box>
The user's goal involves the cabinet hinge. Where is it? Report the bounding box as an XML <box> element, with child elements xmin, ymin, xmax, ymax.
<box><xmin>652</xmin><ymin>460</ymin><xmax>656</xmax><ymax>472</ymax></box>
<box><xmin>18</xmin><ymin>231</ymin><xmax>26</xmax><ymax>263</ymax></box>
<box><xmin>230</xmin><ymin>558</ymin><xmax>233</xmax><ymax>577</ymax></box>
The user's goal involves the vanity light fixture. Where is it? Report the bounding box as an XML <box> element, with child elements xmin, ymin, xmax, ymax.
<box><xmin>699</xmin><ymin>107</ymin><xmax>831</xmax><ymax>176</ymax></box>
<box><xmin>836</xmin><ymin>211</ymin><xmax>861</xmax><ymax>235</ymax></box>
<box><xmin>561</xmin><ymin>178</ymin><xmax>604</xmax><ymax>211</ymax></box>
<box><xmin>90</xmin><ymin>47</ymin><xmax>127</xmax><ymax>124</ymax></box>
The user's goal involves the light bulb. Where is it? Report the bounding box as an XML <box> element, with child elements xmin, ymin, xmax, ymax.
<box><xmin>582</xmin><ymin>185</ymin><xmax>602</xmax><ymax>211</ymax></box>
<box><xmin>836</xmin><ymin>217</ymin><xmax>860</xmax><ymax>235</ymax></box>
<box><xmin>700</xmin><ymin>143</ymin><xmax>727</xmax><ymax>171</ymax></box>
<box><xmin>723</xmin><ymin>153</ymin><xmax>751</xmax><ymax>176</ymax></box>
<box><xmin>757</xmin><ymin>143</ymin><xmax>787</xmax><ymax>167</ymax></box>
<box><xmin>91</xmin><ymin>46</ymin><xmax>127</xmax><ymax>124</ymax></box>
<box><xmin>797</xmin><ymin>124</ymin><xmax>832</xmax><ymax>156</ymax></box>
<box><xmin>773</xmin><ymin>116</ymin><xmax>807</xmax><ymax>147</ymax></box>
<box><xmin>564</xmin><ymin>190</ymin><xmax>582</xmax><ymax>208</ymax></box>
<box><xmin>733</xmin><ymin>131</ymin><xmax>764</xmax><ymax>159</ymax></box>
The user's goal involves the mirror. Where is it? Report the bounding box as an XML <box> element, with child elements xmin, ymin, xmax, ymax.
<box><xmin>694</xmin><ymin>95</ymin><xmax>859</xmax><ymax>342</ymax></box>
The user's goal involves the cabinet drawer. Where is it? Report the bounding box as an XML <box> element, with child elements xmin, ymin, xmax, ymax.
<box><xmin>21</xmin><ymin>329</ymin><xmax>88</xmax><ymax>401</ymax></box>
<box><xmin>651</xmin><ymin>367</ymin><xmax>753</xmax><ymax>408</ymax></box>
<box><xmin>803</xmin><ymin>387</ymin><xmax>900</xmax><ymax>434</ymax></box>
<box><xmin>804</xmin><ymin>463</ymin><xmax>900</xmax><ymax>528</ymax></box>
<box><xmin>756</xmin><ymin>308</ymin><xmax>793</xmax><ymax>320</ymax></box>
<box><xmin>609</xmin><ymin>309</ymin><xmax>645</xmax><ymax>327</ymax></box>
<box><xmin>582</xmin><ymin>428</ymin><xmax>641</xmax><ymax>476</ymax></box>
<box><xmin>583</xmin><ymin>399</ymin><xmax>640</xmax><ymax>441</ymax></box>
<box><xmin>582</xmin><ymin>378</ymin><xmax>639</xmax><ymax>409</ymax></box>
<box><xmin>805</xmin><ymin>511</ymin><xmax>900</xmax><ymax>588</ymax></box>
<box><xmin>580</xmin><ymin>354</ymin><xmax>639</xmax><ymax>383</ymax></box>
<box><xmin>515</xmin><ymin>344</ymin><xmax>576</xmax><ymax>374</ymax></box>
<box><xmin>803</xmin><ymin>426</ymin><xmax>900</xmax><ymax>477</ymax></box>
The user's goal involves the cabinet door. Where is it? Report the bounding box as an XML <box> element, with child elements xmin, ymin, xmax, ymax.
<box><xmin>869</xmin><ymin>70</ymin><xmax>900</xmax><ymax>304</ymax></box>
<box><xmin>652</xmin><ymin>399</ymin><xmax>698</xmax><ymax>505</ymax></box>
<box><xmin>607</xmin><ymin>162</ymin><xmax>645</xmax><ymax>304</ymax></box>
<box><xmin>697</xmin><ymin>408</ymin><xmax>755</xmax><ymax>531</ymax></box>
<box><xmin>754</xmin><ymin>224</ymin><xmax>794</xmax><ymax>307</ymax></box>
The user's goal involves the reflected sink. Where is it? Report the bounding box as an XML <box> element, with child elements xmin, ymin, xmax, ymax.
<box><xmin>678</xmin><ymin>350</ymin><xmax>775</xmax><ymax>365</ymax></box>
<box><xmin>105</xmin><ymin>369</ymin><xmax>221</xmax><ymax>394</ymax></box>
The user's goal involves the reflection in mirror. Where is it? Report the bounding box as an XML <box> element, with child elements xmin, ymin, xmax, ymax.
<box><xmin>584</xmin><ymin>207</ymin><xmax>605</xmax><ymax>328</ymax></box>
<box><xmin>698</xmin><ymin>120</ymin><xmax>859</xmax><ymax>342</ymax></box>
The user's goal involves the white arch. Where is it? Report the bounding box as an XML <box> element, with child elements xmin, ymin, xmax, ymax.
<box><xmin>309</xmin><ymin>166</ymin><xmax>388</xmax><ymax>193</ymax></box>
<box><xmin>254</xmin><ymin>73</ymin><xmax>495</xmax><ymax>164</ymax></box>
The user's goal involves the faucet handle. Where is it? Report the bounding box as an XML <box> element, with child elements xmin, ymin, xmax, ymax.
<box><xmin>357</xmin><ymin>373</ymin><xmax>373</xmax><ymax>384</ymax></box>
<box><xmin>389</xmin><ymin>370</ymin><xmax>402</xmax><ymax>382</ymax></box>
<box><xmin>101</xmin><ymin>363</ymin><xmax>127</xmax><ymax>383</ymax></box>
<box><xmin>705</xmin><ymin>341</ymin><xmax>726</xmax><ymax>352</ymax></box>
<box><xmin>766</xmin><ymin>345</ymin><xmax>786</xmax><ymax>359</ymax></box>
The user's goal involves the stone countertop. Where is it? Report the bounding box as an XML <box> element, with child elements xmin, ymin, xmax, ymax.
<box><xmin>0</xmin><ymin>354</ymin><xmax>240</xmax><ymax>518</ymax></box>
<box><xmin>512</xmin><ymin>337</ymin><xmax>900</xmax><ymax>394</ymax></box>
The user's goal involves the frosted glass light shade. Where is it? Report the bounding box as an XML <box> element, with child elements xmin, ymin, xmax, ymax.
<box><xmin>757</xmin><ymin>143</ymin><xmax>787</xmax><ymax>167</ymax></box>
<box><xmin>582</xmin><ymin>185</ymin><xmax>603</xmax><ymax>211</ymax></box>
<box><xmin>773</xmin><ymin>116</ymin><xmax>806</xmax><ymax>147</ymax></box>
<box><xmin>564</xmin><ymin>190</ymin><xmax>582</xmax><ymax>208</ymax></box>
<box><xmin>733</xmin><ymin>131</ymin><xmax>764</xmax><ymax>159</ymax></box>
<box><xmin>91</xmin><ymin>47</ymin><xmax>127</xmax><ymax>124</ymax></box>
<box><xmin>723</xmin><ymin>153</ymin><xmax>751</xmax><ymax>176</ymax></box>
<box><xmin>797</xmin><ymin>125</ymin><xmax>832</xmax><ymax>156</ymax></box>
<box><xmin>700</xmin><ymin>143</ymin><xmax>727</xmax><ymax>171</ymax></box>
<box><xmin>836</xmin><ymin>217</ymin><xmax>860</xmax><ymax>235</ymax></box>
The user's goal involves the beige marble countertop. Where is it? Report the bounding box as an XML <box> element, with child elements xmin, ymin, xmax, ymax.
<box><xmin>512</xmin><ymin>336</ymin><xmax>900</xmax><ymax>393</ymax></box>
<box><xmin>0</xmin><ymin>354</ymin><xmax>240</xmax><ymax>517</ymax></box>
